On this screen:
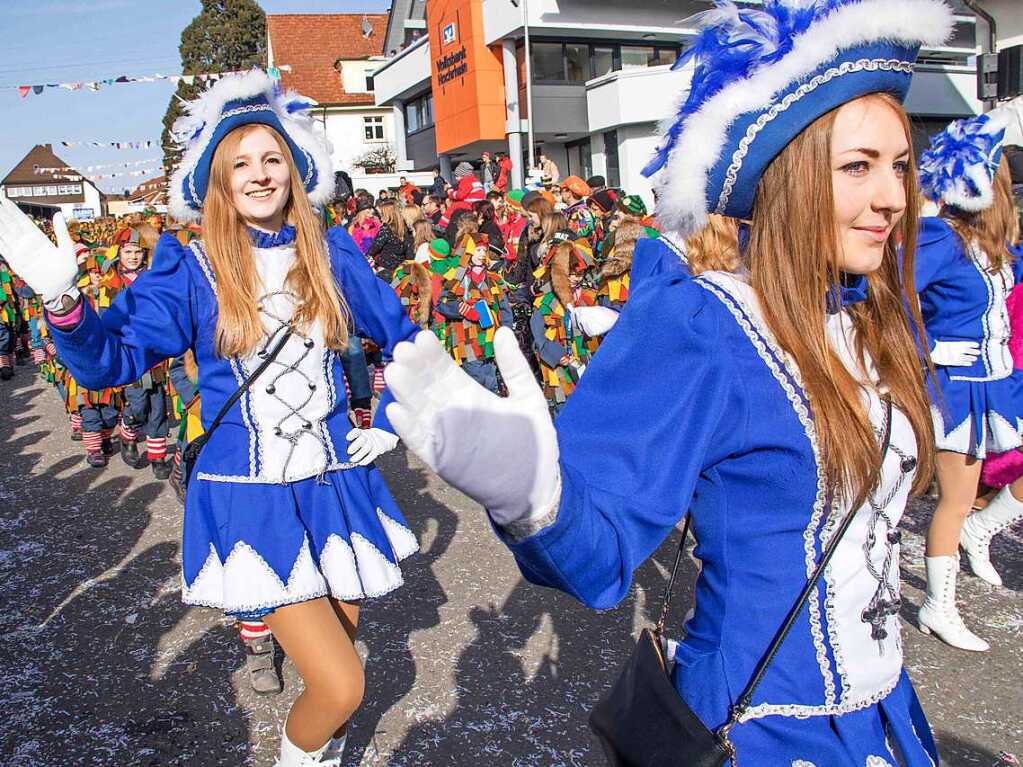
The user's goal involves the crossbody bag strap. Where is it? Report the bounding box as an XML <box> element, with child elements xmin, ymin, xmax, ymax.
<box><xmin>720</xmin><ymin>395</ymin><xmax>894</xmax><ymax>738</ymax></box>
<box><xmin>197</xmin><ymin>326</ymin><xmax>294</xmax><ymax>445</ymax></box>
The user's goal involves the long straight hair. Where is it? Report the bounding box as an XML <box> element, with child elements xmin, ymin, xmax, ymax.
<box><xmin>377</xmin><ymin>199</ymin><xmax>408</xmax><ymax>241</ymax></box>
<box><xmin>944</xmin><ymin>156</ymin><xmax>1019</xmax><ymax>273</ymax></box>
<box><xmin>203</xmin><ymin>124</ymin><xmax>350</xmax><ymax>358</ymax></box>
<box><xmin>748</xmin><ymin>93</ymin><xmax>934</xmax><ymax>498</ymax></box>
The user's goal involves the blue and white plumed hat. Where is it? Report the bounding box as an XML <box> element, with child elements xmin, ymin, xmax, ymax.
<box><xmin>918</xmin><ymin>108</ymin><xmax>1012</xmax><ymax>212</ymax></box>
<box><xmin>169</xmin><ymin>70</ymin><xmax>334</xmax><ymax>221</ymax></box>
<box><xmin>644</xmin><ymin>0</ymin><xmax>953</xmax><ymax>235</ymax></box>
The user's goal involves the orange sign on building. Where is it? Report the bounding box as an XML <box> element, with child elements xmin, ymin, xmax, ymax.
<box><xmin>426</xmin><ymin>0</ymin><xmax>507</xmax><ymax>154</ymax></box>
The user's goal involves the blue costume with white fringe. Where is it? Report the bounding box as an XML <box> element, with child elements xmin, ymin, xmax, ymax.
<box><xmin>46</xmin><ymin>71</ymin><xmax>421</xmax><ymax>618</ymax></box>
<box><xmin>50</xmin><ymin>226</ymin><xmax>420</xmax><ymax>616</ymax></box>
<box><xmin>914</xmin><ymin>109</ymin><xmax>1023</xmax><ymax>458</ymax></box>
<box><xmin>496</xmin><ymin>0</ymin><xmax>953</xmax><ymax>763</ymax></box>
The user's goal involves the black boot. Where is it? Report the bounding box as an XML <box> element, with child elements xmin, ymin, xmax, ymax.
<box><xmin>169</xmin><ymin>461</ymin><xmax>186</xmax><ymax>506</ymax></box>
<box><xmin>101</xmin><ymin>437</ymin><xmax>116</xmax><ymax>456</ymax></box>
<box><xmin>151</xmin><ymin>458</ymin><xmax>173</xmax><ymax>480</ymax></box>
<box><xmin>86</xmin><ymin>451</ymin><xmax>108</xmax><ymax>468</ymax></box>
<box><xmin>0</xmin><ymin>367</ymin><xmax>12</xmax><ymax>381</ymax></box>
<box><xmin>121</xmin><ymin>439</ymin><xmax>141</xmax><ymax>468</ymax></box>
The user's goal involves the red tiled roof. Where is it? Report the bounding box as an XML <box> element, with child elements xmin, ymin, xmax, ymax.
<box><xmin>268</xmin><ymin>14</ymin><xmax>387</xmax><ymax>106</ymax></box>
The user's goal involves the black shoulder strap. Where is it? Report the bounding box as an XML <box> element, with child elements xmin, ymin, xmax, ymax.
<box><xmin>197</xmin><ymin>326</ymin><xmax>293</xmax><ymax>445</ymax></box>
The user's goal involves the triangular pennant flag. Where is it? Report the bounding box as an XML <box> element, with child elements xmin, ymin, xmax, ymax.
<box><xmin>86</xmin><ymin>82</ymin><xmax>99</xmax><ymax>92</ymax></box>
<box><xmin>18</xmin><ymin>86</ymin><xmax>31</xmax><ymax>98</ymax></box>
<box><xmin>182</xmin><ymin>75</ymin><xmax>195</xmax><ymax>85</ymax></box>
<box><xmin>32</xmin><ymin>85</ymin><xmax>44</xmax><ymax>94</ymax></box>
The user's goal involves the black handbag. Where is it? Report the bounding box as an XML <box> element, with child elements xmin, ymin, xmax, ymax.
<box><xmin>179</xmin><ymin>327</ymin><xmax>294</xmax><ymax>494</ymax></box>
<box><xmin>590</xmin><ymin>398</ymin><xmax>894</xmax><ymax>767</ymax></box>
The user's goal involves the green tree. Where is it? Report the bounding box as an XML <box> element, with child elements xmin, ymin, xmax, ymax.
<box><xmin>161</xmin><ymin>0</ymin><xmax>267</xmax><ymax>182</ymax></box>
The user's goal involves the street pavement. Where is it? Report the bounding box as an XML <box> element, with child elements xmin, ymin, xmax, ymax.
<box><xmin>1</xmin><ymin>368</ymin><xmax>1020</xmax><ymax>766</ymax></box>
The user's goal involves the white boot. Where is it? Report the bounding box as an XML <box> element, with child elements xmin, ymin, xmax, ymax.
<box><xmin>275</xmin><ymin>730</ymin><xmax>329</xmax><ymax>767</ymax></box>
<box><xmin>918</xmin><ymin>555</ymin><xmax>989</xmax><ymax>652</ymax></box>
<box><xmin>960</xmin><ymin>487</ymin><xmax>1023</xmax><ymax>587</ymax></box>
<box><xmin>319</xmin><ymin>734</ymin><xmax>347</xmax><ymax>766</ymax></box>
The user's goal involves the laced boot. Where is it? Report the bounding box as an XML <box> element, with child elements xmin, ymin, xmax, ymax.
<box><xmin>960</xmin><ymin>487</ymin><xmax>1023</xmax><ymax>587</ymax></box>
<box><xmin>274</xmin><ymin>730</ymin><xmax>328</xmax><ymax>767</ymax></box>
<box><xmin>918</xmin><ymin>555</ymin><xmax>989</xmax><ymax>651</ymax></box>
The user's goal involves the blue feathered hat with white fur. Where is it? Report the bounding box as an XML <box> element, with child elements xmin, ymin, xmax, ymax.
<box><xmin>169</xmin><ymin>70</ymin><xmax>334</xmax><ymax>221</ymax></box>
<box><xmin>644</xmin><ymin>0</ymin><xmax>953</xmax><ymax>235</ymax></box>
<box><xmin>918</xmin><ymin>108</ymin><xmax>1011</xmax><ymax>212</ymax></box>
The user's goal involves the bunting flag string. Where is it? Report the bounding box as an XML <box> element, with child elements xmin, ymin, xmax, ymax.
<box><xmin>59</xmin><ymin>139</ymin><xmax>156</xmax><ymax>150</ymax></box>
<box><xmin>8</xmin><ymin>65</ymin><xmax>289</xmax><ymax>99</ymax></box>
<box><xmin>35</xmin><ymin>157</ymin><xmax>161</xmax><ymax>173</ymax></box>
<box><xmin>30</xmin><ymin>168</ymin><xmax>162</xmax><ymax>182</ymax></box>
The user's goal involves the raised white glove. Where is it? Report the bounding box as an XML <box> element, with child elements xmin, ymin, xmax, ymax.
<box><xmin>346</xmin><ymin>427</ymin><xmax>400</xmax><ymax>466</ymax></box>
<box><xmin>384</xmin><ymin>326</ymin><xmax>560</xmax><ymax>527</ymax></box>
<box><xmin>0</xmin><ymin>199</ymin><xmax>79</xmax><ymax>306</ymax></box>
<box><xmin>930</xmin><ymin>340</ymin><xmax>980</xmax><ymax>367</ymax></box>
<box><xmin>571</xmin><ymin>305</ymin><xmax>620</xmax><ymax>337</ymax></box>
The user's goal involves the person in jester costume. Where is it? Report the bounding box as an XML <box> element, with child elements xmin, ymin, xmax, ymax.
<box><xmin>95</xmin><ymin>224</ymin><xmax>174</xmax><ymax>478</ymax></box>
<box><xmin>390</xmin><ymin>238</ymin><xmax>448</xmax><ymax>329</ymax></box>
<box><xmin>0</xmin><ymin>257</ymin><xmax>18</xmax><ymax>379</ymax></box>
<box><xmin>529</xmin><ymin>229</ymin><xmax>612</xmax><ymax>412</ymax></box>
<box><xmin>431</xmin><ymin>232</ymin><xmax>512</xmax><ymax>393</ymax></box>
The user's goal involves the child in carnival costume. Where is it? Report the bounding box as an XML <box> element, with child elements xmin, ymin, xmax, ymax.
<box><xmin>0</xmin><ymin>70</ymin><xmax>422</xmax><ymax>766</ymax></box>
<box><xmin>71</xmin><ymin>245</ymin><xmax>124</xmax><ymax>467</ymax></box>
<box><xmin>384</xmin><ymin>1</ymin><xmax>955</xmax><ymax>763</ymax></box>
<box><xmin>559</xmin><ymin>176</ymin><xmax>599</xmax><ymax>251</ymax></box>
<box><xmin>529</xmin><ymin>230</ymin><xmax>608</xmax><ymax>410</ymax></box>
<box><xmin>98</xmin><ymin>224</ymin><xmax>175</xmax><ymax>478</ymax></box>
<box><xmin>911</xmin><ymin>108</ymin><xmax>1023</xmax><ymax>650</ymax></box>
<box><xmin>431</xmin><ymin>232</ymin><xmax>512</xmax><ymax>393</ymax></box>
<box><xmin>586</xmin><ymin>188</ymin><xmax>619</xmax><ymax>265</ymax></box>
<box><xmin>0</xmin><ymin>258</ymin><xmax>17</xmax><ymax>379</ymax></box>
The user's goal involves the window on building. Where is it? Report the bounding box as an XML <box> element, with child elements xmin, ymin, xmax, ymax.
<box><xmin>592</xmin><ymin>46</ymin><xmax>615</xmax><ymax>79</ymax></box>
<box><xmin>365</xmin><ymin>73</ymin><xmax>375</xmax><ymax>92</ymax></box>
<box><xmin>33</xmin><ymin>186</ymin><xmax>48</xmax><ymax>196</ymax></box>
<box><xmin>47</xmin><ymin>185</ymin><xmax>60</xmax><ymax>195</ymax></box>
<box><xmin>621</xmin><ymin>46</ymin><xmax>655</xmax><ymax>69</ymax></box>
<box><xmin>71</xmin><ymin>184</ymin><xmax>82</xmax><ymax>194</ymax></box>
<box><xmin>364</xmin><ymin>115</ymin><xmax>385</xmax><ymax>142</ymax></box>
<box><xmin>406</xmin><ymin>102</ymin><xmax>419</xmax><ymax>133</ymax></box>
<box><xmin>603</xmin><ymin>130</ymin><xmax>620</xmax><ymax>188</ymax></box>
<box><xmin>405</xmin><ymin>93</ymin><xmax>434</xmax><ymax>135</ymax></box>
<box><xmin>532</xmin><ymin>42</ymin><xmax>565</xmax><ymax>82</ymax></box>
<box><xmin>565</xmin><ymin>43</ymin><xmax>589</xmax><ymax>82</ymax></box>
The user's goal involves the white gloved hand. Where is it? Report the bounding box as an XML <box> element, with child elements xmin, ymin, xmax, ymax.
<box><xmin>930</xmin><ymin>340</ymin><xmax>980</xmax><ymax>367</ymax></box>
<box><xmin>571</xmin><ymin>305</ymin><xmax>620</xmax><ymax>337</ymax></box>
<box><xmin>346</xmin><ymin>427</ymin><xmax>400</xmax><ymax>466</ymax></box>
<box><xmin>0</xmin><ymin>199</ymin><xmax>79</xmax><ymax>307</ymax></box>
<box><xmin>384</xmin><ymin>326</ymin><xmax>560</xmax><ymax>527</ymax></box>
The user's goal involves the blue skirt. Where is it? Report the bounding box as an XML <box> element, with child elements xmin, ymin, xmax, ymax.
<box><xmin>724</xmin><ymin>670</ymin><xmax>938</xmax><ymax>766</ymax></box>
<box><xmin>180</xmin><ymin>465</ymin><xmax>418</xmax><ymax>617</ymax></box>
<box><xmin>929</xmin><ymin>367</ymin><xmax>1023</xmax><ymax>458</ymax></box>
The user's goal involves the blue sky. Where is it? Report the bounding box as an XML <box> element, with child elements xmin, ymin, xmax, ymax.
<box><xmin>0</xmin><ymin>0</ymin><xmax>391</xmax><ymax>194</ymax></box>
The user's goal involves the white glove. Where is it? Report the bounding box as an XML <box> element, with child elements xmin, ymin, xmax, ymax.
<box><xmin>384</xmin><ymin>326</ymin><xmax>560</xmax><ymax>527</ymax></box>
<box><xmin>571</xmin><ymin>305</ymin><xmax>620</xmax><ymax>337</ymax></box>
<box><xmin>0</xmin><ymin>199</ymin><xmax>79</xmax><ymax>308</ymax></box>
<box><xmin>346</xmin><ymin>427</ymin><xmax>400</xmax><ymax>466</ymax></box>
<box><xmin>930</xmin><ymin>340</ymin><xmax>980</xmax><ymax>367</ymax></box>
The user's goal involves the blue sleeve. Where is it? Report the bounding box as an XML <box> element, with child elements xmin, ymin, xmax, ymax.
<box><xmin>912</xmin><ymin>217</ymin><xmax>959</xmax><ymax>294</ymax></box>
<box><xmin>629</xmin><ymin>236</ymin><xmax>690</xmax><ymax>294</ymax></box>
<box><xmin>327</xmin><ymin>226</ymin><xmax>419</xmax><ymax>434</ymax></box>
<box><xmin>498</xmin><ymin>295</ymin><xmax>513</xmax><ymax>328</ymax></box>
<box><xmin>530</xmin><ymin>308</ymin><xmax>565</xmax><ymax>367</ymax></box>
<box><xmin>505</xmin><ymin>276</ymin><xmax>744</xmax><ymax>609</ymax></box>
<box><xmin>435</xmin><ymin>300</ymin><xmax>464</xmax><ymax>321</ymax></box>
<box><xmin>1010</xmin><ymin>242</ymin><xmax>1023</xmax><ymax>284</ymax></box>
<box><xmin>48</xmin><ymin>234</ymin><xmax>195</xmax><ymax>390</ymax></box>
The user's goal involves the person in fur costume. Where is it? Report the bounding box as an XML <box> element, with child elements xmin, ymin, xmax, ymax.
<box><xmin>431</xmin><ymin>232</ymin><xmax>512</xmax><ymax>393</ymax></box>
<box><xmin>595</xmin><ymin>219</ymin><xmax>652</xmax><ymax>312</ymax></box>
<box><xmin>391</xmin><ymin>239</ymin><xmax>448</xmax><ymax>329</ymax></box>
<box><xmin>529</xmin><ymin>230</ymin><xmax>607</xmax><ymax>411</ymax></box>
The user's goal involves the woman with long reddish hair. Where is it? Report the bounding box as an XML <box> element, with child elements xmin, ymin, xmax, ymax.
<box><xmin>912</xmin><ymin>111</ymin><xmax>1023</xmax><ymax>651</ymax></box>
<box><xmin>0</xmin><ymin>71</ymin><xmax>420</xmax><ymax>766</ymax></box>
<box><xmin>383</xmin><ymin>1</ymin><xmax>952</xmax><ymax>763</ymax></box>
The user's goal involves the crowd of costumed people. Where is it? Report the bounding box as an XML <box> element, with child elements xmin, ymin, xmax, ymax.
<box><xmin>1</xmin><ymin>0</ymin><xmax>1023</xmax><ymax>764</ymax></box>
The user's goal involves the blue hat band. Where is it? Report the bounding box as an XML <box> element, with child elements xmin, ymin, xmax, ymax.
<box><xmin>709</xmin><ymin>43</ymin><xmax>917</xmax><ymax>220</ymax></box>
<box><xmin>182</xmin><ymin>103</ymin><xmax>317</xmax><ymax>214</ymax></box>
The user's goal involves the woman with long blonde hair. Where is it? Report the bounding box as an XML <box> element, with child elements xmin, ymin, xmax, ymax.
<box><xmin>0</xmin><ymin>71</ymin><xmax>421</xmax><ymax>767</ymax></box>
<box><xmin>382</xmin><ymin>1</ymin><xmax>952</xmax><ymax>763</ymax></box>
<box><xmin>912</xmin><ymin>111</ymin><xmax>1023</xmax><ymax>651</ymax></box>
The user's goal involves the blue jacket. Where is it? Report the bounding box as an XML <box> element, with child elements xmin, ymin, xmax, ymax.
<box><xmin>915</xmin><ymin>216</ymin><xmax>1023</xmax><ymax>382</ymax></box>
<box><xmin>49</xmin><ymin>227</ymin><xmax>419</xmax><ymax>483</ymax></box>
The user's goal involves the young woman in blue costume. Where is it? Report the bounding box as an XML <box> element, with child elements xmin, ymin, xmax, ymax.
<box><xmin>384</xmin><ymin>0</ymin><xmax>953</xmax><ymax>764</ymax></box>
<box><xmin>912</xmin><ymin>109</ymin><xmax>1023</xmax><ymax>651</ymax></box>
<box><xmin>0</xmin><ymin>71</ymin><xmax>420</xmax><ymax>767</ymax></box>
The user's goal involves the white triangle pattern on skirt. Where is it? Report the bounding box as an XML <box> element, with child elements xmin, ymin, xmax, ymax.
<box><xmin>181</xmin><ymin>509</ymin><xmax>418</xmax><ymax>612</ymax></box>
